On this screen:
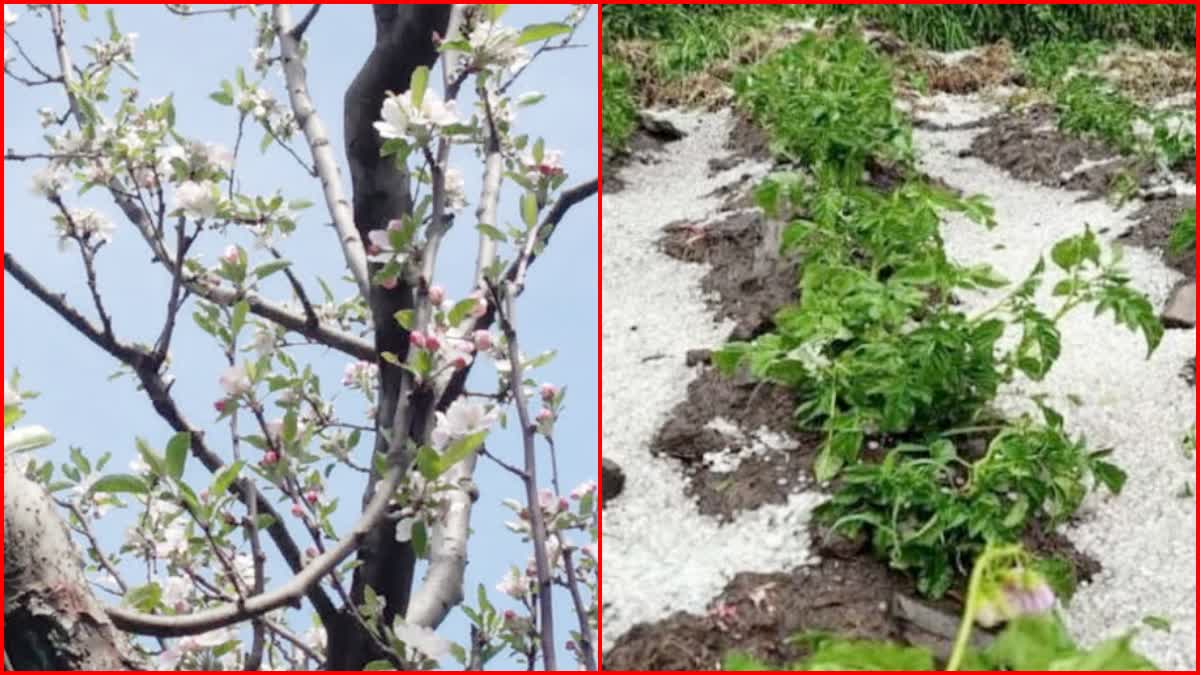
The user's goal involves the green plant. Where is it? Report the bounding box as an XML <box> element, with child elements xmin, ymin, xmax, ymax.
<box><xmin>1168</xmin><ymin>208</ymin><xmax>1196</xmax><ymax>255</ymax></box>
<box><xmin>733</xmin><ymin>32</ymin><xmax>912</xmax><ymax>178</ymax></box>
<box><xmin>722</xmin><ymin>545</ymin><xmax>1158</xmax><ymax>671</ymax></box>
<box><xmin>815</xmin><ymin>421</ymin><xmax>1124</xmax><ymax>598</ymax></box>
<box><xmin>602</xmin><ymin>57</ymin><xmax>637</xmax><ymax>148</ymax></box>
<box><xmin>1021</xmin><ymin>40</ymin><xmax>1106</xmax><ymax>89</ymax></box>
<box><xmin>1055</xmin><ymin>75</ymin><xmax>1141</xmax><ymax>153</ymax></box>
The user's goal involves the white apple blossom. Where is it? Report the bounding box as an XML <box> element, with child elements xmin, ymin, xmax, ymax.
<box><xmin>5</xmin><ymin>6</ymin><xmax>16</xmax><ymax>25</ymax></box>
<box><xmin>444</xmin><ymin>167</ymin><xmax>467</xmax><ymax>212</ymax></box>
<box><xmin>251</xmin><ymin>325</ymin><xmax>277</xmax><ymax>358</ymax></box>
<box><xmin>373</xmin><ymin>89</ymin><xmax>460</xmax><ymax>144</ymax></box>
<box><xmin>467</xmin><ymin>20</ymin><xmax>529</xmax><ymax>74</ymax></box>
<box><xmin>129</xmin><ymin>454</ymin><xmax>150</xmax><ymax>474</ymax></box>
<box><xmin>393</xmin><ymin>621</ymin><xmax>451</xmax><ymax>660</ymax></box>
<box><xmin>430</xmin><ymin>398</ymin><xmax>498</xmax><ymax>451</ymax></box>
<box><xmin>175</xmin><ymin>180</ymin><xmax>219</xmax><ymax>218</ymax></box>
<box><xmin>155</xmin><ymin>520</ymin><xmax>188</xmax><ymax>558</ymax></box>
<box><xmin>394</xmin><ymin>516</ymin><xmax>416</xmax><ymax>543</ymax></box>
<box><xmin>496</xmin><ymin>566</ymin><xmax>530</xmax><ymax>599</ymax></box>
<box><xmin>342</xmin><ymin>360</ymin><xmax>378</xmax><ymax>388</ymax></box>
<box><xmin>367</xmin><ymin>219</ymin><xmax>405</xmax><ymax>256</ymax></box>
<box><xmin>250</xmin><ymin>46</ymin><xmax>269</xmax><ymax>72</ymax></box>
<box><xmin>219</xmin><ymin>364</ymin><xmax>252</xmax><ymax>397</ymax></box>
<box><xmin>56</xmin><ymin>208</ymin><xmax>115</xmax><ymax>251</ymax></box>
<box><xmin>220</xmin><ymin>244</ymin><xmax>240</xmax><ymax>265</ymax></box>
<box><xmin>161</xmin><ymin>575</ymin><xmax>192</xmax><ymax>611</ymax></box>
<box><xmin>570</xmin><ymin>480</ymin><xmax>596</xmax><ymax>500</ymax></box>
<box><xmin>31</xmin><ymin>164</ymin><xmax>72</xmax><ymax>197</ymax></box>
<box><xmin>521</xmin><ymin>147</ymin><xmax>565</xmax><ymax>182</ymax></box>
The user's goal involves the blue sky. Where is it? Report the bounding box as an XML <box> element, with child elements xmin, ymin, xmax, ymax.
<box><xmin>3</xmin><ymin>4</ymin><xmax>596</xmax><ymax>669</ymax></box>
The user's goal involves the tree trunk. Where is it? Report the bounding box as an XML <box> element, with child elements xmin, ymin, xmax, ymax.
<box><xmin>4</xmin><ymin>451</ymin><xmax>141</xmax><ymax>669</ymax></box>
<box><xmin>326</xmin><ymin>6</ymin><xmax>452</xmax><ymax>670</ymax></box>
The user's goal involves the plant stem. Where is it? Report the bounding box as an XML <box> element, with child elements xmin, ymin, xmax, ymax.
<box><xmin>946</xmin><ymin>543</ymin><xmax>1021</xmax><ymax>670</ymax></box>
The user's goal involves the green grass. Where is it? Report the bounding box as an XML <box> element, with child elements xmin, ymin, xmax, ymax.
<box><xmin>602</xmin><ymin>57</ymin><xmax>637</xmax><ymax>149</ymax></box>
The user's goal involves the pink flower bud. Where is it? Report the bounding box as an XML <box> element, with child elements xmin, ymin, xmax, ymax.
<box><xmin>304</xmin><ymin>490</ymin><xmax>319</xmax><ymax>505</ymax></box>
<box><xmin>291</xmin><ymin>502</ymin><xmax>304</xmax><ymax>517</ymax></box>
<box><xmin>473</xmin><ymin>330</ymin><xmax>492</xmax><ymax>351</ymax></box>
<box><xmin>428</xmin><ymin>284</ymin><xmax>446</xmax><ymax>306</ymax></box>
<box><xmin>262</xmin><ymin>450</ymin><xmax>279</xmax><ymax>466</ymax></box>
<box><xmin>386</xmin><ymin>218</ymin><xmax>404</xmax><ymax>231</ymax></box>
<box><xmin>503</xmin><ymin>609</ymin><xmax>516</xmax><ymax>622</ymax></box>
<box><xmin>452</xmin><ymin>354</ymin><xmax>468</xmax><ymax>370</ymax></box>
<box><xmin>537</xmin><ymin>408</ymin><xmax>554</xmax><ymax>423</ymax></box>
<box><xmin>471</xmin><ymin>295</ymin><xmax>488</xmax><ymax>318</ymax></box>
<box><xmin>565</xmin><ymin>640</ymin><xmax>576</xmax><ymax>651</ymax></box>
<box><xmin>214</xmin><ymin>399</ymin><xmax>227</xmax><ymax>413</ymax></box>
<box><xmin>424</xmin><ymin>334</ymin><xmax>441</xmax><ymax>352</ymax></box>
<box><xmin>540</xmin><ymin>383</ymin><xmax>558</xmax><ymax>402</ymax></box>
<box><xmin>306</xmin><ymin>546</ymin><xmax>318</xmax><ymax>559</ymax></box>
<box><xmin>558</xmin><ymin>497</ymin><xmax>569</xmax><ymax>512</ymax></box>
<box><xmin>409</xmin><ymin>331</ymin><xmax>427</xmax><ymax>350</ymax></box>
<box><xmin>221</xmin><ymin>245</ymin><xmax>240</xmax><ymax>265</ymax></box>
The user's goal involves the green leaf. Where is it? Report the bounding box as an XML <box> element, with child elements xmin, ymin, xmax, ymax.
<box><xmin>437</xmin><ymin>430</ymin><xmax>487</xmax><ymax>476</ymax></box>
<box><xmin>723</xmin><ymin>651</ymin><xmax>772</xmax><ymax>671</ymax></box>
<box><xmin>447</xmin><ymin>299</ymin><xmax>478</xmax><ymax>326</ymax></box>
<box><xmin>410</xmin><ymin>66</ymin><xmax>430</xmax><ymax>110</ymax></box>
<box><xmin>516</xmin><ymin>22</ymin><xmax>571</xmax><ymax>46</ymax></box>
<box><xmin>521</xmin><ymin>191</ymin><xmax>538</xmax><ymax>227</ymax></box>
<box><xmin>231</xmin><ymin>300</ymin><xmax>250</xmax><ymax>340</ymax></box>
<box><xmin>415</xmin><ymin>446</ymin><xmax>441</xmax><ymax>481</ymax></box>
<box><xmin>1142</xmin><ymin>615</ymin><xmax>1171</xmax><ymax>631</ymax></box>
<box><xmin>135</xmin><ymin>437</ymin><xmax>167</xmax><ymax>478</ymax></box>
<box><xmin>394</xmin><ymin>309</ymin><xmax>414</xmax><ymax>330</ymax></box>
<box><xmin>1091</xmin><ymin>460</ymin><xmax>1127</xmax><ymax>495</ymax></box>
<box><xmin>125</xmin><ymin>582</ymin><xmax>162</xmax><ymax>612</ymax></box>
<box><xmin>364</xmin><ymin>660</ymin><xmax>393</xmax><ymax>671</ymax></box>
<box><xmin>985</xmin><ymin>615</ymin><xmax>1076</xmax><ymax>669</ymax></box>
<box><xmin>90</xmin><ymin>473</ymin><xmax>149</xmax><ymax>495</ymax></box>
<box><xmin>411</xmin><ymin>520</ymin><xmax>428</xmax><ymax>557</ymax></box>
<box><xmin>165</xmin><ymin>431</ymin><xmax>191</xmax><ymax>480</ymax></box>
<box><xmin>1046</xmin><ymin>633</ymin><xmax>1157</xmax><ymax>670</ymax></box>
<box><xmin>75</xmin><ymin>5</ymin><xmax>90</xmax><ymax>20</ymax></box>
<box><xmin>800</xmin><ymin>638</ymin><xmax>936</xmax><ymax>670</ymax></box>
<box><xmin>253</xmin><ymin>260</ymin><xmax>292</xmax><ymax>280</ymax></box>
<box><xmin>484</xmin><ymin>4</ymin><xmax>508</xmax><ymax>21</ymax></box>
<box><xmin>814</xmin><ymin>446</ymin><xmax>844</xmax><ymax>482</ymax></box>
<box><xmin>476</xmin><ymin>223</ymin><xmax>508</xmax><ymax>242</ymax></box>
<box><xmin>211</xmin><ymin>459</ymin><xmax>245</xmax><ymax>496</ymax></box>
<box><xmin>209</xmin><ymin>90</ymin><xmax>234</xmax><ymax>106</ymax></box>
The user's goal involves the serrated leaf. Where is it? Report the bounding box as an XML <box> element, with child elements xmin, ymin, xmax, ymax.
<box><xmin>165</xmin><ymin>431</ymin><xmax>191</xmax><ymax>480</ymax></box>
<box><xmin>516</xmin><ymin>22</ymin><xmax>570</xmax><ymax>46</ymax></box>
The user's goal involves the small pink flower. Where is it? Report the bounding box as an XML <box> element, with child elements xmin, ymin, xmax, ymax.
<box><xmin>291</xmin><ymin>502</ymin><xmax>304</xmax><ymax>517</ymax></box>
<box><xmin>262</xmin><ymin>450</ymin><xmax>279</xmax><ymax>466</ymax></box>
<box><xmin>472</xmin><ymin>330</ymin><xmax>492</xmax><ymax>351</ymax></box>
<box><xmin>558</xmin><ymin>497</ymin><xmax>569</xmax><ymax>512</ymax></box>
<box><xmin>469</xmin><ymin>290</ymin><xmax>488</xmax><ymax>318</ymax></box>
<box><xmin>503</xmin><ymin>609</ymin><xmax>516</xmax><ymax>622</ymax></box>
<box><xmin>214</xmin><ymin>399</ymin><xmax>227</xmax><ymax>413</ymax></box>
<box><xmin>428</xmin><ymin>284</ymin><xmax>446</xmax><ymax>306</ymax></box>
<box><xmin>305</xmin><ymin>546</ymin><xmax>318</xmax><ymax>560</ymax></box>
<box><xmin>565</xmin><ymin>640</ymin><xmax>576</xmax><ymax>652</ymax></box>
<box><xmin>424</xmin><ymin>334</ymin><xmax>441</xmax><ymax>352</ymax></box>
<box><xmin>570</xmin><ymin>480</ymin><xmax>596</xmax><ymax>500</ymax></box>
<box><xmin>304</xmin><ymin>490</ymin><xmax>319</xmax><ymax>505</ymax></box>
<box><xmin>451</xmin><ymin>354</ymin><xmax>468</xmax><ymax>370</ymax></box>
<box><xmin>220</xmin><ymin>245</ymin><xmax>240</xmax><ymax>265</ymax></box>
<box><xmin>540</xmin><ymin>383</ymin><xmax>558</xmax><ymax>402</ymax></box>
<box><xmin>410</xmin><ymin>331</ymin><xmax>427</xmax><ymax>350</ymax></box>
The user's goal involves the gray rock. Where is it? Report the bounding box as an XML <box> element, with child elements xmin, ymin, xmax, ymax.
<box><xmin>1163</xmin><ymin>281</ymin><xmax>1195</xmax><ymax>328</ymax></box>
<box><xmin>602</xmin><ymin>458</ymin><xmax>625</xmax><ymax>507</ymax></box>
<box><xmin>638</xmin><ymin>110</ymin><xmax>687</xmax><ymax>142</ymax></box>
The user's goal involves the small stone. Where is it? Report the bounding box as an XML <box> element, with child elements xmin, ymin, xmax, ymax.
<box><xmin>1163</xmin><ymin>282</ymin><xmax>1195</xmax><ymax>328</ymax></box>
<box><xmin>602</xmin><ymin>459</ymin><xmax>625</xmax><ymax>507</ymax></box>
<box><xmin>638</xmin><ymin>110</ymin><xmax>687</xmax><ymax>141</ymax></box>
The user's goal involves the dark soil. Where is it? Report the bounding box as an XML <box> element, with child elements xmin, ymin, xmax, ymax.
<box><xmin>967</xmin><ymin>104</ymin><xmax>1143</xmax><ymax>198</ymax></box>
<box><xmin>1183</xmin><ymin>358</ymin><xmax>1196</xmax><ymax>387</ymax></box>
<box><xmin>650</xmin><ymin>368</ymin><xmax>822</xmax><ymax>521</ymax></box>
<box><xmin>1120</xmin><ymin>196</ymin><xmax>1196</xmax><ymax>280</ymax></box>
<box><xmin>603</xmin><ymin>557</ymin><xmax>915</xmax><ymax>671</ymax></box>
<box><xmin>714</xmin><ymin>111</ymin><xmax>773</xmax><ymax>173</ymax></box>
<box><xmin>603</xmin><ymin>126</ymin><xmax>678</xmax><ymax>195</ymax></box>
<box><xmin>602</xmin><ymin>458</ymin><xmax>626</xmax><ymax>507</ymax></box>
